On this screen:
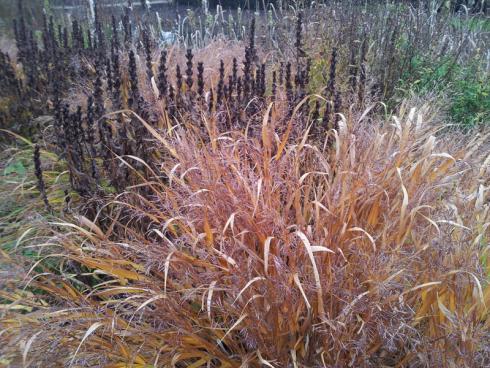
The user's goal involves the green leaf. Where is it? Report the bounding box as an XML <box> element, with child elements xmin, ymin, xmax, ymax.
<box><xmin>4</xmin><ymin>161</ymin><xmax>26</xmax><ymax>177</ymax></box>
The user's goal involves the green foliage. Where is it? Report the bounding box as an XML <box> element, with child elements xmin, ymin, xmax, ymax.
<box><xmin>450</xmin><ymin>70</ymin><xmax>490</xmax><ymax>126</ymax></box>
<box><xmin>451</xmin><ymin>16</ymin><xmax>490</xmax><ymax>32</ymax></box>
<box><xmin>3</xmin><ymin>159</ymin><xmax>26</xmax><ymax>177</ymax></box>
<box><xmin>398</xmin><ymin>55</ymin><xmax>489</xmax><ymax>126</ymax></box>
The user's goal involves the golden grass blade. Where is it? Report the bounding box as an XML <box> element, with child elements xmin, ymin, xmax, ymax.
<box><xmin>348</xmin><ymin>227</ymin><xmax>376</xmax><ymax>252</ymax></box>
<box><xmin>263</xmin><ymin>236</ymin><xmax>274</xmax><ymax>275</ymax></box>
<box><xmin>232</xmin><ymin>277</ymin><xmax>265</xmax><ymax>305</ymax></box>
<box><xmin>22</xmin><ymin>330</ymin><xmax>43</xmax><ymax>367</ymax></box>
<box><xmin>257</xmin><ymin>350</ymin><xmax>275</xmax><ymax>368</ymax></box>
<box><xmin>309</xmin><ymin>246</ymin><xmax>335</xmax><ymax>254</ymax></box>
<box><xmin>207</xmin><ymin>281</ymin><xmax>217</xmax><ymax>320</ymax></box>
<box><xmin>293</xmin><ymin>273</ymin><xmax>312</xmax><ymax>310</ymax></box>
<box><xmin>69</xmin><ymin>322</ymin><xmax>104</xmax><ymax>367</ymax></box>
<box><xmin>135</xmin><ymin>294</ymin><xmax>168</xmax><ymax>314</ymax></box>
<box><xmin>219</xmin><ymin>314</ymin><xmax>248</xmax><ymax>343</ymax></box>
<box><xmin>296</xmin><ymin>231</ymin><xmax>325</xmax><ymax>318</ymax></box>
<box><xmin>397</xmin><ymin>168</ymin><xmax>409</xmax><ymax>227</ymax></box>
<box><xmin>164</xmin><ymin>251</ymin><xmax>176</xmax><ymax>296</ymax></box>
<box><xmin>76</xmin><ymin>215</ymin><xmax>105</xmax><ymax>239</ymax></box>
<box><xmin>222</xmin><ymin>212</ymin><xmax>237</xmax><ymax>235</ymax></box>
<box><xmin>402</xmin><ymin>281</ymin><xmax>442</xmax><ymax>295</ymax></box>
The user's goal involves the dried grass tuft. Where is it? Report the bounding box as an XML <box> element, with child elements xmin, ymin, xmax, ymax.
<box><xmin>1</xmin><ymin>103</ymin><xmax>489</xmax><ymax>367</ymax></box>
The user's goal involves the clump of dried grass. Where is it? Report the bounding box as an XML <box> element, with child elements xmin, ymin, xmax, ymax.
<box><xmin>1</xmin><ymin>101</ymin><xmax>489</xmax><ymax>367</ymax></box>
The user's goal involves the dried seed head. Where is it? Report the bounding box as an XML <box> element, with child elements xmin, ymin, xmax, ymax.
<box><xmin>158</xmin><ymin>50</ymin><xmax>168</xmax><ymax>99</ymax></box>
<box><xmin>333</xmin><ymin>90</ymin><xmax>342</xmax><ymax>129</ymax></box>
<box><xmin>185</xmin><ymin>49</ymin><xmax>194</xmax><ymax>90</ymax></box>
<box><xmin>34</xmin><ymin>144</ymin><xmax>52</xmax><ymax>212</ymax></box>
<box><xmin>249</xmin><ymin>17</ymin><xmax>255</xmax><ymax>56</ymax></box>
<box><xmin>217</xmin><ymin>60</ymin><xmax>225</xmax><ymax>106</ymax></box>
<box><xmin>236</xmin><ymin>76</ymin><xmax>242</xmax><ymax>101</ymax></box>
<box><xmin>232</xmin><ymin>57</ymin><xmax>238</xmax><ymax>85</ymax></box>
<box><xmin>112</xmin><ymin>15</ymin><xmax>120</xmax><ymax>51</ymax></box>
<box><xmin>176</xmin><ymin>65</ymin><xmax>183</xmax><ymax>94</ymax></box>
<box><xmin>197</xmin><ymin>61</ymin><xmax>204</xmax><ymax>99</ymax></box>
<box><xmin>128</xmin><ymin>49</ymin><xmax>139</xmax><ymax>108</ymax></box>
<box><xmin>142</xmin><ymin>28</ymin><xmax>153</xmax><ymax>81</ymax></box>
<box><xmin>272</xmin><ymin>70</ymin><xmax>277</xmax><ymax>102</ymax></box>
<box><xmin>208</xmin><ymin>88</ymin><xmax>214</xmax><ymax>113</ymax></box>
<box><xmin>327</xmin><ymin>47</ymin><xmax>338</xmax><ymax>98</ymax></box>
<box><xmin>295</xmin><ymin>12</ymin><xmax>303</xmax><ymax>61</ymax></box>
<box><xmin>106</xmin><ymin>58</ymin><xmax>113</xmax><ymax>93</ymax></box>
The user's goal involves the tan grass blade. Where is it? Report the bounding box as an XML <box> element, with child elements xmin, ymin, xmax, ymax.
<box><xmin>69</xmin><ymin>322</ymin><xmax>104</xmax><ymax>367</ymax></box>
<box><xmin>296</xmin><ymin>231</ymin><xmax>325</xmax><ymax>318</ymax></box>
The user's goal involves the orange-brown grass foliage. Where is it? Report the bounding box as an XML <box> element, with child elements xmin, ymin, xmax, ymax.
<box><xmin>1</xmin><ymin>102</ymin><xmax>489</xmax><ymax>367</ymax></box>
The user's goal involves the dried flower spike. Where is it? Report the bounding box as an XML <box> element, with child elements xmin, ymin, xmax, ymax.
<box><xmin>34</xmin><ymin>144</ymin><xmax>52</xmax><ymax>212</ymax></box>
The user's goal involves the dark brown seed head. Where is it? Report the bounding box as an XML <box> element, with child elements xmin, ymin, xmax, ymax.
<box><xmin>34</xmin><ymin>144</ymin><xmax>52</xmax><ymax>212</ymax></box>
<box><xmin>197</xmin><ymin>61</ymin><xmax>204</xmax><ymax>99</ymax></box>
<box><xmin>158</xmin><ymin>50</ymin><xmax>168</xmax><ymax>99</ymax></box>
<box><xmin>185</xmin><ymin>49</ymin><xmax>194</xmax><ymax>90</ymax></box>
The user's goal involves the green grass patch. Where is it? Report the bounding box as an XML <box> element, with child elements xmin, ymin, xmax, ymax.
<box><xmin>397</xmin><ymin>55</ymin><xmax>489</xmax><ymax>127</ymax></box>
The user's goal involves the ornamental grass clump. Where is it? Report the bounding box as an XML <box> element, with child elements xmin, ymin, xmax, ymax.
<box><xmin>1</xmin><ymin>103</ymin><xmax>488</xmax><ymax>367</ymax></box>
